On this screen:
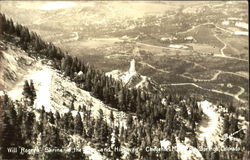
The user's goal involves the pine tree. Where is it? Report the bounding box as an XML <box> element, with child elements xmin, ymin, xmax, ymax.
<box><xmin>55</xmin><ymin>111</ymin><xmax>61</xmax><ymax>126</ymax></box>
<box><xmin>169</xmin><ymin>150</ymin><xmax>178</xmax><ymax>160</ymax></box>
<box><xmin>127</xmin><ymin>114</ymin><xmax>133</xmax><ymax>128</ymax></box>
<box><xmin>47</xmin><ymin>126</ymin><xmax>64</xmax><ymax>159</ymax></box>
<box><xmin>7</xmin><ymin>102</ymin><xmax>30</xmax><ymax>159</ymax></box>
<box><xmin>67</xmin><ymin>148</ymin><xmax>86</xmax><ymax>160</ymax></box>
<box><xmin>29</xmin><ymin>80</ymin><xmax>36</xmax><ymax>105</ymax></box>
<box><xmin>98</xmin><ymin>109</ymin><xmax>104</xmax><ymax>121</ymax></box>
<box><xmin>245</xmin><ymin>128</ymin><xmax>250</xmax><ymax>151</ymax></box>
<box><xmin>70</xmin><ymin>99</ymin><xmax>75</xmax><ymax>110</ymax></box>
<box><xmin>40</xmin><ymin>106</ymin><xmax>45</xmax><ymax>123</ymax></box>
<box><xmin>0</xmin><ymin>13</ymin><xmax>7</xmax><ymax>34</ymax></box>
<box><xmin>48</xmin><ymin>111</ymin><xmax>55</xmax><ymax>124</ymax></box>
<box><xmin>223</xmin><ymin>115</ymin><xmax>229</xmax><ymax>134</ymax></box>
<box><xmin>180</xmin><ymin>103</ymin><xmax>188</xmax><ymax>119</ymax></box>
<box><xmin>22</xmin><ymin>80</ymin><xmax>31</xmax><ymax>98</ymax></box>
<box><xmin>110</xmin><ymin>110</ymin><xmax>114</xmax><ymax>124</ymax></box>
<box><xmin>69</xmin><ymin>112</ymin><xmax>75</xmax><ymax>134</ymax></box>
<box><xmin>139</xmin><ymin>139</ymin><xmax>148</xmax><ymax>159</ymax></box>
<box><xmin>111</xmin><ymin>137</ymin><xmax>122</xmax><ymax>160</ymax></box>
<box><xmin>7</xmin><ymin>19</ymin><xmax>15</xmax><ymax>34</ymax></box>
<box><xmin>128</xmin><ymin>151</ymin><xmax>137</xmax><ymax>160</ymax></box>
<box><xmin>74</xmin><ymin>112</ymin><xmax>83</xmax><ymax>135</ymax></box>
<box><xmin>118</xmin><ymin>88</ymin><xmax>125</xmax><ymax>106</ymax></box>
<box><xmin>0</xmin><ymin>111</ymin><xmax>19</xmax><ymax>159</ymax></box>
<box><xmin>211</xmin><ymin>151</ymin><xmax>220</xmax><ymax>160</ymax></box>
<box><xmin>25</xmin><ymin>112</ymin><xmax>35</xmax><ymax>141</ymax></box>
<box><xmin>178</xmin><ymin>124</ymin><xmax>186</xmax><ymax>142</ymax></box>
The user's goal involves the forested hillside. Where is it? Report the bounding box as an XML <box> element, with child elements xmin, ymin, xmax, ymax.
<box><xmin>0</xmin><ymin>13</ymin><xmax>249</xmax><ymax>160</ymax></box>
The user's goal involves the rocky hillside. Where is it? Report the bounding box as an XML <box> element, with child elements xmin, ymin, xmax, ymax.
<box><xmin>0</xmin><ymin>38</ymin><xmax>129</xmax><ymax>160</ymax></box>
<box><xmin>105</xmin><ymin>59</ymin><xmax>159</xmax><ymax>93</ymax></box>
<box><xmin>0</xmin><ymin>40</ymin><xmax>34</xmax><ymax>91</ymax></box>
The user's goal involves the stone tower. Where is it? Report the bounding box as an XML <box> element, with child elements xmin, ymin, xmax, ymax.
<box><xmin>129</xmin><ymin>59</ymin><xmax>136</xmax><ymax>74</ymax></box>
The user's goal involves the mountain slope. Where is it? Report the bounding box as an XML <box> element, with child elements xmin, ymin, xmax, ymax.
<box><xmin>0</xmin><ymin>40</ymin><xmax>34</xmax><ymax>91</ymax></box>
<box><xmin>0</xmin><ymin>40</ymin><xmax>127</xmax><ymax>160</ymax></box>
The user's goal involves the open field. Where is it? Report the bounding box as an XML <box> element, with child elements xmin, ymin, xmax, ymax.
<box><xmin>184</xmin><ymin>69</ymin><xmax>218</xmax><ymax>80</ymax></box>
<box><xmin>187</xmin><ymin>43</ymin><xmax>220</xmax><ymax>55</ymax></box>
<box><xmin>179</xmin><ymin>24</ymin><xmax>224</xmax><ymax>48</ymax></box>
<box><xmin>219</xmin><ymin>34</ymin><xmax>248</xmax><ymax>60</ymax></box>
<box><xmin>189</xmin><ymin>56</ymin><xmax>248</xmax><ymax>72</ymax></box>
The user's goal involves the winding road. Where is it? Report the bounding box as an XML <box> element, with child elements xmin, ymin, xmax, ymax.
<box><xmin>181</xmin><ymin>70</ymin><xmax>222</xmax><ymax>82</ymax></box>
<box><xmin>213</xmin><ymin>25</ymin><xmax>248</xmax><ymax>62</ymax></box>
<box><xmin>138</xmin><ymin>61</ymin><xmax>170</xmax><ymax>74</ymax></box>
<box><xmin>213</xmin><ymin>33</ymin><xmax>248</xmax><ymax>62</ymax></box>
<box><xmin>161</xmin><ymin>83</ymin><xmax>246</xmax><ymax>103</ymax></box>
<box><xmin>181</xmin><ymin>70</ymin><xmax>248</xmax><ymax>82</ymax></box>
<box><xmin>53</xmin><ymin>23</ymin><xmax>248</xmax><ymax>104</ymax></box>
<box><xmin>179</xmin><ymin>22</ymin><xmax>248</xmax><ymax>62</ymax></box>
<box><xmin>213</xmin><ymin>33</ymin><xmax>226</xmax><ymax>57</ymax></box>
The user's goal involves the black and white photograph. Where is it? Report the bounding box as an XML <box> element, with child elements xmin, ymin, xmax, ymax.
<box><xmin>0</xmin><ymin>1</ymin><xmax>249</xmax><ymax>160</ymax></box>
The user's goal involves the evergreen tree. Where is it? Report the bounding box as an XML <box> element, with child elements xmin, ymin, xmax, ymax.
<box><xmin>110</xmin><ymin>110</ymin><xmax>114</xmax><ymax>124</ymax></box>
<box><xmin>67</xmin><ymin>148</ymin><xmax>86</xmax><ymax>160</ymax></box>
<box><xmin>22</xmin><ymin>80</ymin><xmax>31</xmax><ymax>98</ymax></box>
<box><xmin>180</xmin><ymin>103</ymin><xmax>188</xmax><ymax>119</ymax></box>
<box><xmin>245</xmin><ymin>128</ymin><xmax>250</xmax><ymax>151</ymax></box>
<box><xmin>211</xmin><ymin>151</ymin><xmax>220</xmax><ymax>160</ymax></box>
<box><xmin>55</xmin><ymin>111</ymin><xmax>61</xmax><ymax>127</ymax></box>
<box><xmin>98</xmin><ymin>109</ymin><xmax>104</xmax><ymax>121</ymax></box>
<box><xmin>70</xmin><ymin>99</ymin><xmax>75</xmax><ymax>111</ymax></box>
<box><xmin>29</xmin><ymin>80</ymin><xmax>36</xmax><ymax>105</ymax></box>
<box><xmin>46</xmin><ymin>126</ymin><xmax>64</xmax><ymax>160</ymax></box>
<box><xmin>48</xmin><ymin>111</ymin><xmax>55</xmax><ymax>124</ymax></box>
<box><xmin>25</xmin><ymin>112</ymin><xmax>35</xmax><ymax>140</ymax></box>
<box><xmin>111</xmin><ymin>137</ymin><xmax>122</xmax><ymax>160</ymax></box>
<box><xmin>127</xmin><ymin>114</ymin><xmax>133</xmax><ymax>128</ymax></box>
<box><xmin>74</xmin><ymin>112</ymin><xmax>83</xmax><ymax>135</ymax></box>
<box><xmin>1</xmin><ymin>116</ymin><xmax>18</xmax><ymax>159</ymax></box>
<box><xmin>68</xmin><ymin>112</ymin><xmax>75</xmax><ymax>134</ymax></box>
